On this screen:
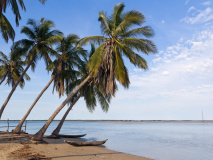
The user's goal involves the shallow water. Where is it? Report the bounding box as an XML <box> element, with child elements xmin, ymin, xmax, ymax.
<box><xmin>0</xmin><ymin>121</ymin><xmax>212</xmax><ymax>160</ymax></box>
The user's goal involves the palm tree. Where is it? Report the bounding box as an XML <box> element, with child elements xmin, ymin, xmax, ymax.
<box><xmin>0</xmin><ymin>49</ymin><xmax>30</xmax><ymax>87</ymax></box>
<box><xmin>0</xmin><ymin>18</ymin><xmax>62</xmax><ymax>119</ymax></box>
<box><xmin>52</xmin><ymin>45</ymin><xmax>111</xmax><ymax>136</ymax></box>
<box><xmin>0</xmin><ymin>0</ymin><xmax>46</xmax><ymax>42</ymax></box>
<box><xmin>12</xmin><ymin>34</ymin><xmax>86</xmax><ymax>133</ymax></box>
<box><xmin>32</xmin><ymin>3</ymin><xmax>157</xmax><ymax>141</ymax></box>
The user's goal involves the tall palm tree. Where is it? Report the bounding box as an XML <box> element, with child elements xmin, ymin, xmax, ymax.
<box><xmin>52</xmin><ymin>45</ymin><xmax>111</xmax><ymax>136</ymax></box>
<box><xmin>0</xmin><ymin>18</ymin><xmax>62</xmax><ymax>119</ymax></box>
<box><xmin>0</xmin><ymin>49</ymin><xmax>30</xmax><ymax>87</ymax></box>
<box><xmin>0</xmin><ymin>0</ymin><xmax>46</xmax><ymax>42</ymax></box>
<box><xmin>12</xmin><ymin>34</ymin><xmax>86</xmax><ymax>133</ymax></box>
<box><xmin>32</xmin><ymin>3</ymin><xmax>157</xmax><ymax>141</ymax></box>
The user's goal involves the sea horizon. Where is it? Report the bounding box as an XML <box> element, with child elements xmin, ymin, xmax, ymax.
<box><xmin>1</xmin><ymin>119</ymin><xmax>213</xmax><ymax>122</ymax></box>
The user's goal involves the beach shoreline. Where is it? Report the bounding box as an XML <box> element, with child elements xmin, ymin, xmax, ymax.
<box><xmin>0</xmin><ymin>131</ymin><xmax>151</xmax><ymax>160</ymax></box>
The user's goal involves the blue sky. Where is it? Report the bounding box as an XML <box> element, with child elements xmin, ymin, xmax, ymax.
<box><xmin>0</xmin><ymin>0</ymin><xmax>213</xmax><ymax>120</ymax></box>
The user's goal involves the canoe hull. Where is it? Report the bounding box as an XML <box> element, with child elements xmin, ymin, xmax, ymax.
<box><xmin>58</xmin><ymin>134</ymin><xmax>86</xmax><ymax>138</ymax></box>
<box><xmin>64</xmin><ymin>139</ymin><xmax>108</xmax><ymax>146</ymax></box>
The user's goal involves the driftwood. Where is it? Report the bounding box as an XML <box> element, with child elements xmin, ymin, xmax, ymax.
<box><xmin>58</xmin><ymin>134</ymin><xmax>86</xmax><ymax>138</ymax></box>
<box><xmin>64</xmin><ymin>139</ymin><xmax>108</xmax><ymax>146</ymax></box>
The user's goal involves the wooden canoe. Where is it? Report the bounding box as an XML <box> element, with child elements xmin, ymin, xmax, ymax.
<box><xmin>58</xmin><ymin>134</ymin><xmax>86</xmax><ymax>138</ymax></box>
<box><xmin>64</xmin><ymin>139</ymin><xmax>108</xmax><ymax>146</ymax></box>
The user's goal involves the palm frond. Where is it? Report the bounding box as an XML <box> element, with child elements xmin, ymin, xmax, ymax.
<box><xmin>115</xmin><ymin>10</ymin><xmax>145</xmax><ymax>36</ymax></box>
<box><xmin>114</xmin><ymin>46</ymin><xmax>130</xmax><ymax>88</ymax></box>
<box><xmin>77</xmin><ymin>36</ymin><xmax>105</xmax><ymax>47</ymax></box>
<box><xmin>122</xmin><ymin>38</ymin><xmax>157</xmax><ymax>54</ymax></box>
<box><xmin>98</xmin><ymin>12</ymin><xmax>111</xmax><ymax>36</ymax></box>
<box><xmin>95</xmin><ymin>90</ymin><xmax>110</xmax><ymax>112</ymax></box>
<box><xmin>89</xmin><ymin>43</ymin><xmax>95</xmax><ymax>58</ymax></box>
<box><xmin>113</xmin><ymin>3</ymin><xmax>125</xmax><ymax>29</ymax></box>
<box><xmin>9</xmin><ymin>0</ymin><xmax>25</xmax><ymax>26</ymax></box>
<box><xmin>116</xmin><ymin>41</ymin><xmax>148</xmax><ymax>69</ymax></box>
<box><xmin>66</xmin><ymin>34</ymin><xmax>79</xmax><ymax>44</ymax></box>
<box><xmin>21</xmin><ymin>26</ymin><xmax>36</xmax><ymax>40</ymax></box>
<box><xmin>84</xmin><ymin>85</ymin><xmax>96</xmax><ymax>112</ymax></box>
<box><xmin>87</xmin><ymin>43</ymin><xmax>104</xmax><ymax>75</ymax></box>
<box><xmin>0</xmin><ymin>51</ymin><xmax>8</xmax><ymax>61</ymax></box>
<box><xmin>0</xmin><ymin>13</ymin><xmax>15</xmax><ymax>42</ymax></box>
<box><xmin>121</xmin><ymin>26</ymin><xmax>154</xmax><ymax>38</ymax></box>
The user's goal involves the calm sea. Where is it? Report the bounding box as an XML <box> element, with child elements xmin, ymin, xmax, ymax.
<box><xmin>0</xmin><ymin>121</ymin><xmax>212</xmax><ymax>160</ymax></box>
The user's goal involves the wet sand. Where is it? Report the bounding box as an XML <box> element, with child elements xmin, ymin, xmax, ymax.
<box><xmin>0</xmin><ymin>131</ymin><xmax>151</xmax><ymax>160</ymax></box>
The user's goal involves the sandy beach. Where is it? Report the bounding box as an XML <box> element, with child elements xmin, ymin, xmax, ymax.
<box><xmin>0</xmin><ymin>131</ymin><xmax>151</xmax><ymax>160</ymax></box>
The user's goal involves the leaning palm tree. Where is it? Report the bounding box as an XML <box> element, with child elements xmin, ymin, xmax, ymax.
<box><xmin>32</xmin><ymin>3</ymin><xmax>157</xmax><ymax>141</ymax></box>
<box><xmin>0</xmin><ymin>18</ymin><xmax>62</xmax><ymax>119</ymax></box>
<box><xmin>0</xmin><ymin>0</ymin><xmax>46</xmax><ymax>42</ymax></box>
<box><xmin>0</xmin><ymin>49</ymin><xmax>30</xmax><ymax>87</ymax></box>
<box><xmin>51</xmin><ymin>83</ymin><xmax>111</xmax><ymax>136</ymax></box>
<box><xmin>52</xmin><ymin>45</ymin><xmax>111</xmax><ymax>136</ymax></box>
<box><xmin>12</xmin><ymin>34</ymin><xmax>86</xmax><ymax>133</ymax></box>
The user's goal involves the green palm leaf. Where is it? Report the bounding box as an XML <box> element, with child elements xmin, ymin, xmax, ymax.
<box><xmin>0</xmin><ymin>14</ymin><xmax>15</xmax><ymax>42</ymax></box>
<box><xmin>78</xmin><ymin>36</ymin><xmax>105</xmax><ymax>46</ymax></box>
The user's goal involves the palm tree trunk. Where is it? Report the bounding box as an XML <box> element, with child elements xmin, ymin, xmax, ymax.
<box><xmin>0</xmin><ymin>57</ymin><xmax>35</xmax><ymax>119</ymax></box>
<box><xmin>51</xmin><ymin>94</ymin><xmax>81</xmax><ymax>136</ymax></box>
<box><xmin>0</xmin><ymin>73</ymin><xmax>7</xmax><ymax>85</ymax></box>
<box><xmin>31</xmin><ymin>74</ymin><xmax>92</xmax><ymax>141</ymax></box>
<box><xmin>12</xmin><ymin>75</ymin><xmax>54</xmax><ymax>133</ymax></box>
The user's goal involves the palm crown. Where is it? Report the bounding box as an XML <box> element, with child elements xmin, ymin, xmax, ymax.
<box><xmin>78</xmin><ymin>3</ymin><xmax>157</xmax><ymax>96</ymax></box>
<box><xmin>15</xmin><ymin>18</ymin><xmax>62</xmax><ymax>70</ymax></box>
<box><xmin>49</xmin><ymin>34</ymin><xmax>87</xmax><ymax>97</ymax></box>
<box><xmin>67</xmin><ymin>44</ymin><xmax>111</xmax><ymax>112</ymax></box>
<box><xmin>0</xmin><ymin>49</ymin><xmax>30</xmax><ymax>87</ymax></box>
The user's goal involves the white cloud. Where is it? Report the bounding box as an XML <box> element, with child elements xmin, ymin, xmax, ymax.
<box><xmin>153</xmin><ymin>57</ymin><xmax>162</xmax><ymax>63</ymax></box>
<box><xmin>187</xmin><ymin>6</ymin><xmax>196</xmax><ymax>13</ymax></box>
<box><xmin>151</xmin><ymin>67</ymin><xmax>159</xmax><ymax>71</ymax></box>
<box><xmin>202</xmin><ymin>1</ymin><xmax>211</xmax><ymax>6</ymax></box>
<box><xmin>117</xmin><ymin>29</ymin><xmax>213</xmax><ymax>115</ymax></box>
<box><xmin>161</xmin><ymin>20</ymin><xmax>165</xmax><ymax>24</ymax></box>
<box><xmin>181</xmin><ymin>7</ymin><xmax>213</xmax><ymax>24</ymax></box>
<box><xmin>162</xmin><ymin>71</ymin><xmax>170</xmax><ymax>76</ymax></box>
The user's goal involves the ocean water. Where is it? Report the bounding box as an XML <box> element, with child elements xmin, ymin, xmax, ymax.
<box><xmin>0</xmin><ymin>121</ymin><xmax>212</xmax><ymax>160</ymax></box>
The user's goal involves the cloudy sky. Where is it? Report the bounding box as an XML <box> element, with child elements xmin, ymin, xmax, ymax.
<box><xmin>0</xmin><ymin>0</ymin><xmax>213</xmax><ymax>120</ymax></box>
